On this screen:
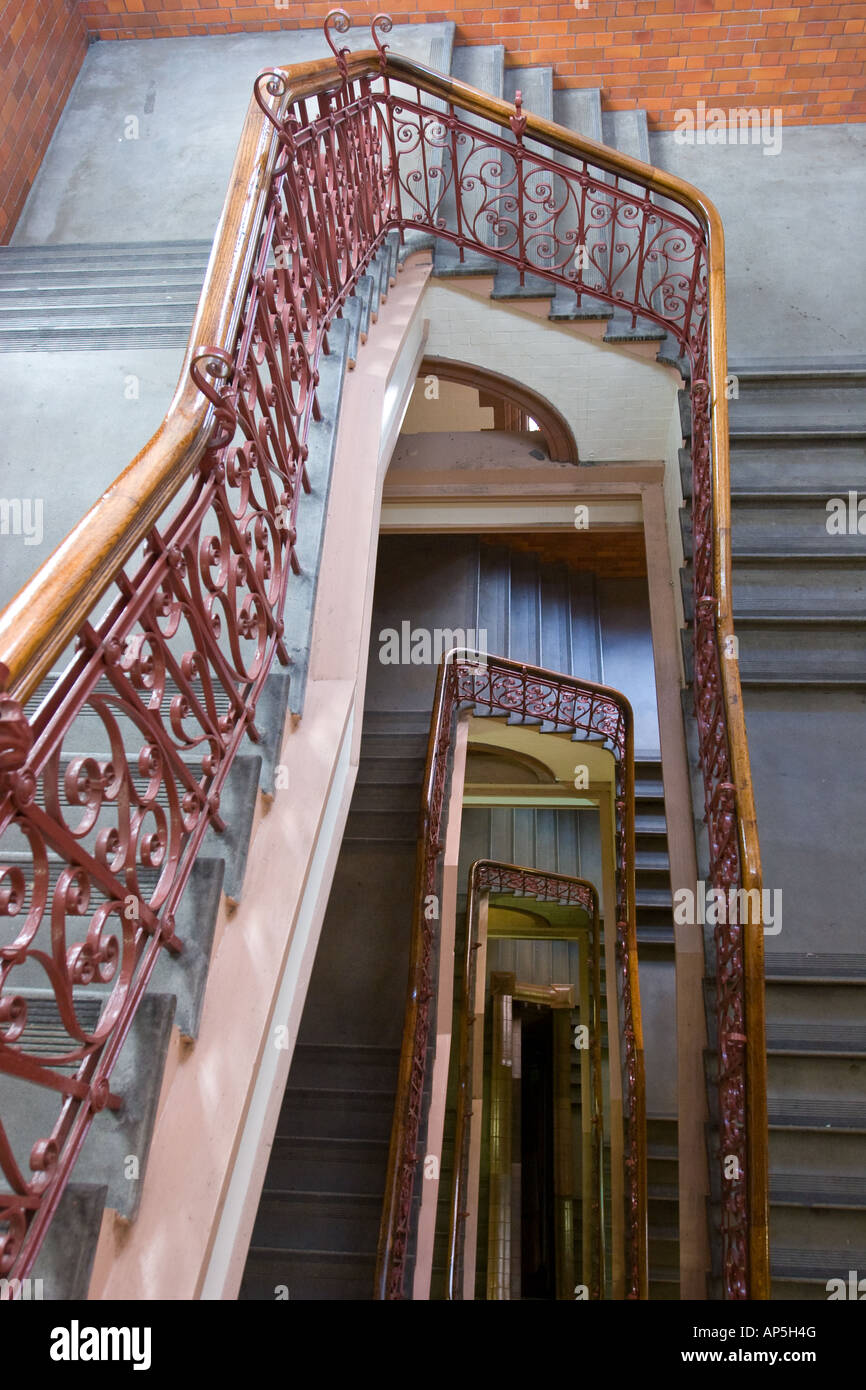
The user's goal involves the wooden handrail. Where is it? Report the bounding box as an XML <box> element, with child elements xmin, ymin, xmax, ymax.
<box><xmin>0</xmin><ymin>18</ymin><xmax>767</xmax><ymax>1297</ymax></box>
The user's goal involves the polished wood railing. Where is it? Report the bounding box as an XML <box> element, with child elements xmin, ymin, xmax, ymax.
<box><xmin>375</xmin><ymin>652</ymin><xmax>645</xmax><ymax>1299</ymax></box>
<box><xmin>0</xmin><ymin>10</ymin><xmax>766</xmax><ymax>1297</ymax></box>
<box><xmin>447</xmin><ymin>862</ymin><xmax>605</xmax><ymax>1300</ymax></box>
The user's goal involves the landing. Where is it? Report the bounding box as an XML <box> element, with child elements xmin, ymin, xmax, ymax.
<box><xmin>12</xmin><ymin>23</ymin><xmax>455</xmax><ymax>246</ymax></box>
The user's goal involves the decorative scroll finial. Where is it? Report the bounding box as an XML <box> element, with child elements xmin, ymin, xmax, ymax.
<box><xmin>372</xmin><ymin>13</ymin><xmax>393</xmax><ymax>69</ymax></box>
<box><xmin>324</xmin><ymin>10</ymin><xmax>394</xmax><ymax>78</ymax></box>
<box><xmin>190</xmin><ymin>347</ymin><xmax>238</xmax><ymax>451</ymax></box>
<box><xmin>253</xmin><ymin>68</ymin><xmax>290</xmax><ymax>132</ymax></box>
<box><xmin>324</xmin><ymin>9</ymin><xmax>352</xmax><ymax>81</ymax></box>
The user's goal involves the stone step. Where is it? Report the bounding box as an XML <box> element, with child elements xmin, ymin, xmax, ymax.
<box><xmin>769</xmin><ymin>1128</ymin><xmax>866</xmax><ymax>1176</ymax></box>
<box><xmin>726</xmin><ymin>560</ymin><xmax>866</xmax><ymax>621</ymax></box>
<box><xmin>769</xmin><ymin>1205</ymin><xmax>866</xmax><ymax>1252</ymax></box>
<box><xmin>251</xmin><ymin>1190</ymin><xmax>382</xmax><ymax>1253</ymax></box>
<box><xmin>680</xmin><ymin>442</ymin><xmax>866</xmax><ymax>500</ymax></box>
<box><xmin>726</xmin><ymin>369</ymin><xmax>866</xmax><ymax>431</ymax></box>
<box><xmin>681</xmin><ymin>500</ymin><xmax>866</xmax><ymax>559</ymax></box>
<box><xmin>277</xmin><ymin>1087</ymin><xmax>395</xmax><ymax>1143</ymax></box>
<box><xmin>287</xmin><ymin>1044</ymin><xmax>400</xmax><ymax>1094</ymax></box>
<box><xmin>432</xmin><ymin>43</ymin><xmax>505</xmax><ymax>278</ymax></box>
<box><xmin>766</xmin><ymin>1022</ymin><xmax>866</xmax><ymax>1057</ymax></box>
<box><xmin>768</xmin><ymin>1098</ymin><xmax>866</xmax><ymax>1133</ymax></box>
<box><xmin>770</xmin><ymin>1172</ymin><xmax>866</xmax><ymax>1209</ymax></box>
<box><xmin>262</xmin><ymin>1136</ymin><xmax>390</xmax><ymax>1195</ymax></box>
<box><xmin>239</xmin><ymin>1247</ymin><xmax>375</xmax><ymax>1301</ymax></box>
<box><xmin>764</xmin><ymin>952</ymin><xmax>866</xmax><ymax>983</ymax></box>
<box><xmin>765</xmin><ymin>982</ymin><xmax>866</xmax><ymax>1027</ymax></box>
<box><xmin>350</xmin><ymin>781</ymin><xmax>422</xmax><ymax>812</ymax></box>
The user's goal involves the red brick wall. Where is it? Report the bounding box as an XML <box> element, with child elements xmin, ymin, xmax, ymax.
<box><xmin>0</xmin><ymin>0</ymin><xmax>89</xmax><ymax>242</ymax></box>
<box><xmin>76</xmin><ymin>1</ymin><xmax>866</xmax><ymax>126</ymax></box>
<box><xmin>2</xmin><ymin>2</ymin><xmax>864</xmax><ymax>243</ymax></box>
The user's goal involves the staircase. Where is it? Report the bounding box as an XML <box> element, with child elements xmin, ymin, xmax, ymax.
<box><xmin>240</xmin><ymin>710</ymin><xmax>428</xmax><ymax>1300</ymax></box>
<box><xmin>8</xmin><ymin>18</ymin><xmax>851</xmax><ymax>1304</ymax></box>
<box><xmin>679</xmin><ymin>364</ymin><xmax>866</xmax><ymax>1299</ymax></box>
<box><xmin>0</xmin><ymin>227</ymin><xmax>396</xmax><ymax>1298</ymax></box>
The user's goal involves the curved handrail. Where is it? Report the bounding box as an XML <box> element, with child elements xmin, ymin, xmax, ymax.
<box><xmin>447</xmin><ymin>861</ymin><xmax>605</xmax><ymax>1300</ymax></box>
<box><xmin>0</xmin><ymin>11</ymin><xmax>766</xmax><ymax>1297</ymax></box>
<box><xmin>374</xmin><ymin>650</ymin><xmax>644</xmax><ymax>1299</ymax></box>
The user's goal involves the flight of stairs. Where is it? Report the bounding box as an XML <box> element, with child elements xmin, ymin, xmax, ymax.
<box><xmin>433</xmin><ymin>45</ymin><xmax>662</xmax><ymax>350</ymax></box>
<box><xmin>240</xmin><ymin>711</ymin><xmax>429</xmax><ymax>1300</ymax></box>
<box><xmin>0</xmin><ymin>232</ymin><xmax>395</xmax><ymax>1299</ymax></box>
<box><xmin>679</xmin><ymin>363</ymin><xmax>866</xmax><ymax>1298</ymax></box>
<box><xmin>647</xmin><ymin>1115</ymin><xmax>680</xmax><ymax>1301</ymax></box>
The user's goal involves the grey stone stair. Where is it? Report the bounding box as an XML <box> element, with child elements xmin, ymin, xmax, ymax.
<box><xmin>680</xmin><ymin>362</ymin><xmax>866</xmax><ymax>1299</ymax></box>
<box><xmin>679</xmin><ymin>365</ymin><xmax>866</xmax><ymax>689</ymax></box>
<box><xmin>770</xmin><ymin>1247</ymin><xmax>866</xmax><ymax>1296</ymax></box>
<box><xmin>434</xmin><ymin>51</ymin><xmax>660</xmax><ymax>347</ymax></box>
<box><xmin>18</xmin><ymin>992</ymin><xmax>175</xmax><ymax>1298</ymax></box>
<box><xmin>0</xmin><ymin>241</ymin><xmax>211</xmax><ymax>350</ymax></box>
<box><xmin>0</xmin><ymin>228</ymin><xmax>369</xmax><ymax>1296</ymax></box>
<box><xmin>764</xmin><ymin>953</ymin><xmax>866</xmax><ymax>983</ymax></box>
<box><xmin>770</xmin><ymin>1173</ymin><xmax>866</xmax><ymax>1208</ymax></box>
<box><xmin>242</xmin><ymin>1044</ymin><xmax>401</xmax><ymax>1299</ymax></box>
<box><xmin>647</xmin><ymin>1114</ymin><xmax>680</xmax><ymax>1299</ymax></box>
<box><xmin>598</xmin><ymin>110</ymin><xmax>664</xmax><ymax>345</ymax></box>
<box><xmin>240</xmin><ymin>705</ymin><xmax>425</xmax><ymax>1299</ymax></box>
<box><xmin>239</xmin><ymin>1247</ymin><xmax>376</xmax><ymax>1301</ymax></box>
<box><xmin>0</xmin><ymin>232</ymin><xmax>398</xmax><ymax>358</ymax></box>
<box><xmin>548</xmin><ymin>88</ymin><xmax>609</xmax><ymax>324</ymax></box>
<box><xmin>431</xmin><ymin>43</ymin><xmax>506</xmax><ymax>278</ymax></box>
<box><xmin>766</xmin><ymin>1023</ymin><xmax>866</xmax><ymax>1057</ymax></box>
<box><xmin>488</xmin><ymin>68</ymin><xmax>556</xmax><ymax>300</ymax></box>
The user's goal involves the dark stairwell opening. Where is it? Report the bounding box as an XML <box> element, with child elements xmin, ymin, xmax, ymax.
<box><xmin>241</xmin><ymin>527</ymin><xmax>672</xmax><ymax>1300</ymax></box>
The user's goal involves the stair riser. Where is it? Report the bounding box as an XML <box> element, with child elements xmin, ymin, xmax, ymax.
<box><xmin>766</xmin><ymin>983</ymin><xmax>866</xmax><ymax>1026</ymax></box>
<box><xmin>264</xmin><ymin>1142</ymin><xmax>389</xmax><ymax>1194</ymax></box>
<box><xmin>682</xmin><ymin>445</ymin><xmax>866</xmax><ymax>498</ymax></box>
<box><xmin>251</xmin><ymin>1196</ymin><xmax>381</xmax><ymax>1252</ymax></box>
<box><xmin>288</xmin><ymin>1048</ymin><xmax>401</xmax><ymax>1093</ymax></box>
<box><xmin>768</xmin><ymin>1057</ymin><xmax>866</xmax><ymax>1098</ymax></box>
<box><xmin>769</xmin><ymin>1207</ymin><xmax>866</xmax><ymax>1249</ymax></box>
<box><xmin>732</xmin><ymin>565</ymin><xmax>866</xmax><ymax>617</ymax></box>
<box><xmin>240</xmin><ymin>1252</ymin><xmax>374</xmax><ymax>1301</ymax></box>
<box><xmin>277</xmin><ymin>1094</ymin><xmax>395</xmax><ymax>1143</ymax></box>
<box><xmin>769</xmin><ymin>1130</ymin><xmax>866</xmax><ymax>1177</ymax></box>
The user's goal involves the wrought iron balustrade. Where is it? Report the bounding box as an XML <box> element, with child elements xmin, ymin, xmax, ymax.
<box><xmin>0</xmin><ymin>9</ymin><xmax>766</xmax><ymax>1298</ymax></box>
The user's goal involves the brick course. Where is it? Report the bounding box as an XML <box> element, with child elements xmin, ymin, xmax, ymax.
<box><xmin>73</xmin><ymin>1</ymin><xmax>866</xmax><ymax>128</ymax></box>
<box><xmin>2</xmin><ymin>2</ymin><xmax>864</xmax><ymax>242</ymax></box>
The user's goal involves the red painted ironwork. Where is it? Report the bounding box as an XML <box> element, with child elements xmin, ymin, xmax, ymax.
<box><xmin>378</xmin><ymin>652</ymin><xmax>641</xmax><ymax>1300</ymax></box>
<box><xmin>0</xmin><ymin>10</ymin><xmax>756</xmax><ymax>1298</ymax></box>
<box><xmin>448</xmin><ymin>861</ymin><xmax>604</xmax><ymax>1300</ymax></box>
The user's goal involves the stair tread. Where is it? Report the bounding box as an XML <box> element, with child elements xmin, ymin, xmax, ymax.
<box><xmin>770</xmin><ymin>1174</ymin><xmax>866</xmax><ymax>1207</ymax></box>
<box><xmin>765</xmin><ymin>953</ymin><xmax>866</xmax><ymax>981</ymax></box>
<box><xmin>766</xmin><ymin>1022</ymin><xmax>866</xmax><ymax>1054</ymax></box>
<box><xmin>769</xmin><ymin>1100</ymin><xmax>866</xmax><ymax>1130</ymax></box>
